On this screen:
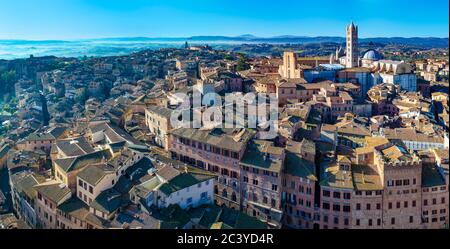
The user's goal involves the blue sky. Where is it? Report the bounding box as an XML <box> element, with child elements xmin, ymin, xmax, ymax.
<box><xmin>0</xmin><ymin>0</ymin><xmax>448</xmax><ymax>40</ymax></box>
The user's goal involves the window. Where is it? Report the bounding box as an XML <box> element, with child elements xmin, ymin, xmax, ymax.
<box><xmin>403</xmin><ymin>179</ymin><xmax>410</xmax><ymax>186</ymax></box>
<box><xmin>442</xmin><ymin>197</ymin><xmax>446</xmax><ymax>204</ymax></box>
<box><xmin>409</xmin><ymin>216</ymin><xmax>413</xmax><ymax>223</ymax></box>
<box><xmin>396</xmin><ymin>202</ymin><xmax>401</xmax><ymax>209</ymax></box>
<box><xmin>89</xmin><ymin>186</ymin><xmax>93</xmax><ymax>194</ymax></box>
<box><xmin>404</xmin><ymin>201</ymin><xmax>408</xmax><ymax>208</ymax></box>
<box><xmin>201</xmin><ymin>192</ymin><xmax>207</xmax><ymax>199</ymax></box>
<box><xmin>424</xmin><ymin>200</ymin><xmax>428</xmax><ymax>206</ymax></box>
<box><xmin>368</xmin><ymin>219</ymin><xmax>373</xmax><ymax>226</ymax></box>
<box><xmin>323</xmin><ymin>216</ymin><xmax>328</xmax><ymax>222</ymax></box>
<box><xmin>78</xmin><ymin>180</ymin><xmax>83</xmax><ymax>187</ymax></box>
<box><xmin>299</xmin><ymin>186</ymin><xmax>304</xmax><ymax>193</ymax></box>
<box><xmin>344</xmin><ymin>218</ymin><xmax>349</xmax><ymax>226</ymax></box>
<box><xmin>334</xmin><ymin>217</ymin><xmax>339</xmax><ymax>225</ymax></box>
<box><xmin>356</xmin><ymin>219</ymin><xmax>360</xmax><ymax>226</ymax></box>
<box><xmin>412</xmin><ymin>200</ymin><xmax>416</xmax><ymax>207</ymax></box>
<box><xmin>356</xmin><ymin>203</ymin><xmax>361</xmax><ymax>210</ymax></box>
<box><xmin>221</xmin><ymin>168</ymin><xmax>229</xmax><ymax>176</ymax></box>
<box><xmin>333</xmin><ymin>204</ymin><xmax>340</xmax><ymax>212</ymax></box>
<box><xmin>333</xmin><ymin>192</ymin><xmax>341</xmax><ymax>199</ymax></box>
<box><xmin>376</xmin><ymin>203</ymin><xmax>381</xmax><ymax>210</ymax></box>
<box><xmin>391</xmin><ymin>218</ymin><xmax>395</xmax><ymax>225</ymax></box>
<box><xmin>243</xmin><ymin>176</ymin><xmax>248</xmax><ymax>183</ymax></box>
<box><xmin>343</xmin><ymin>205</ymin><xmax>351</xmax><ymax>213</ymax></box>
<box><xmin>343</xmin><ymin>193</ymin><xmax>351</xmax><ymax>200</ymax></box>
<box><xmin>323</xmin><ymin>203</ymin><xmax>330</xmax><ymax>210</ymax></box>
<box><xmin>323</xmin><ymin>190</ymin><xmax>330</xmax><ymax>197</ymax></box>
<box><xmin>272</xmin><ymin>184</ymin><xmax>278</xmax><ymax>191</ymax></box>
<box><xmin>187</xmin><ymin>197</ymin><xmax>193</xmax><ymax>204</ymax></box>
<box><xmin>377</xmin><ymin>219</ymin><xmax>381</xmax><ymax>226</ymax></box>
<box><xmin>252</xmin><ymin>179</ymin><xmax>259</xmax><ymax>186</ymax></box>
<box><xmin>366</xmin><ymin>204</ymin><xmax>371</xmax><ymax>210</ymax></box>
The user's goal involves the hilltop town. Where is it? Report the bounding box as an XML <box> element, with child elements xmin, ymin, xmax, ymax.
<box><xmin>0</xmin><ymin>23</ymin><xmax>449</xmax><ymax>229</ymax></box>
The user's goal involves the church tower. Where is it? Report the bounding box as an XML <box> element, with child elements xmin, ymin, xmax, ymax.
<box><xmin>346</xmin><ymin>22</ymin><xmax>359</xmax><ymax>68</ymax></box>
<box><xmin>279</xmin><ymin>51</ymin><xmax>301</xmax><ymax>79</ymax></box>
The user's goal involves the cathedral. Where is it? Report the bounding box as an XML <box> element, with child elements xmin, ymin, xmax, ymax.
<box><xmin>330</xmin><ymin>22</ymin><xmax>417</xmax><ymax>92</ymax></box>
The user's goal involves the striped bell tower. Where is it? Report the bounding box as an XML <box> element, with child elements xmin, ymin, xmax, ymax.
<box><xmin>346</xmin><ymin>22</ymin><xmax>359</xmax><ymax>68</ymax></box>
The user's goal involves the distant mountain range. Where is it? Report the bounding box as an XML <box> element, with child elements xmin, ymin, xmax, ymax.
<box><xmin>88</xmin><ymin>35</ymin><xmax>449</xmax><ymax>47</ymax></box>
<box><xmin>1</xmin><ymin>35</ymin><xmax>448</xmax><ymax>60</ymax></box>
<box><xmin>1</xmin><ymin>35</ymin><xmax>448</xmax><ymax>47</ymax></box>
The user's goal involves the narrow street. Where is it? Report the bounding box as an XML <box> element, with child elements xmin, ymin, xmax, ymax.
<box><xmin>0</xmin><ymin>168</ymin><xmax>12</xmax><ymax>213</ymax></box>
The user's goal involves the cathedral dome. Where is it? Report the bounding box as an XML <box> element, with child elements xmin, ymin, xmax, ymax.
<box><xmin>363</xmin><ymin>49</ymin><xmax>382</xmax><ymax>61</ymax></box>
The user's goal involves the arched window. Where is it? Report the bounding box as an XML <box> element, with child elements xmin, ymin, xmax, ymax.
<box><xmin>231</xmin><ymin>192</ymin><xmax>237</xmax><ymax>202</ymax></box>
<box><xmin>222</xmin><ymin>189</ymin><xmax>228</xmax><ymax>198</ymax></box>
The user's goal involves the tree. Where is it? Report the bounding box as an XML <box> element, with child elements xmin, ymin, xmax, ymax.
<box><xmin>236</xmin><ymin>53</ymin><xmax>250</xmax><ymax>71</ymax></box>
<box><xmin>0</xmin><ymin>70</ymin><xmax>17</xmax><ymax>102</ymax></box>
<box><xmin>224</xmin><ymin>54</ymin><xmax>233</xmax><ymax>60</ymax></box>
